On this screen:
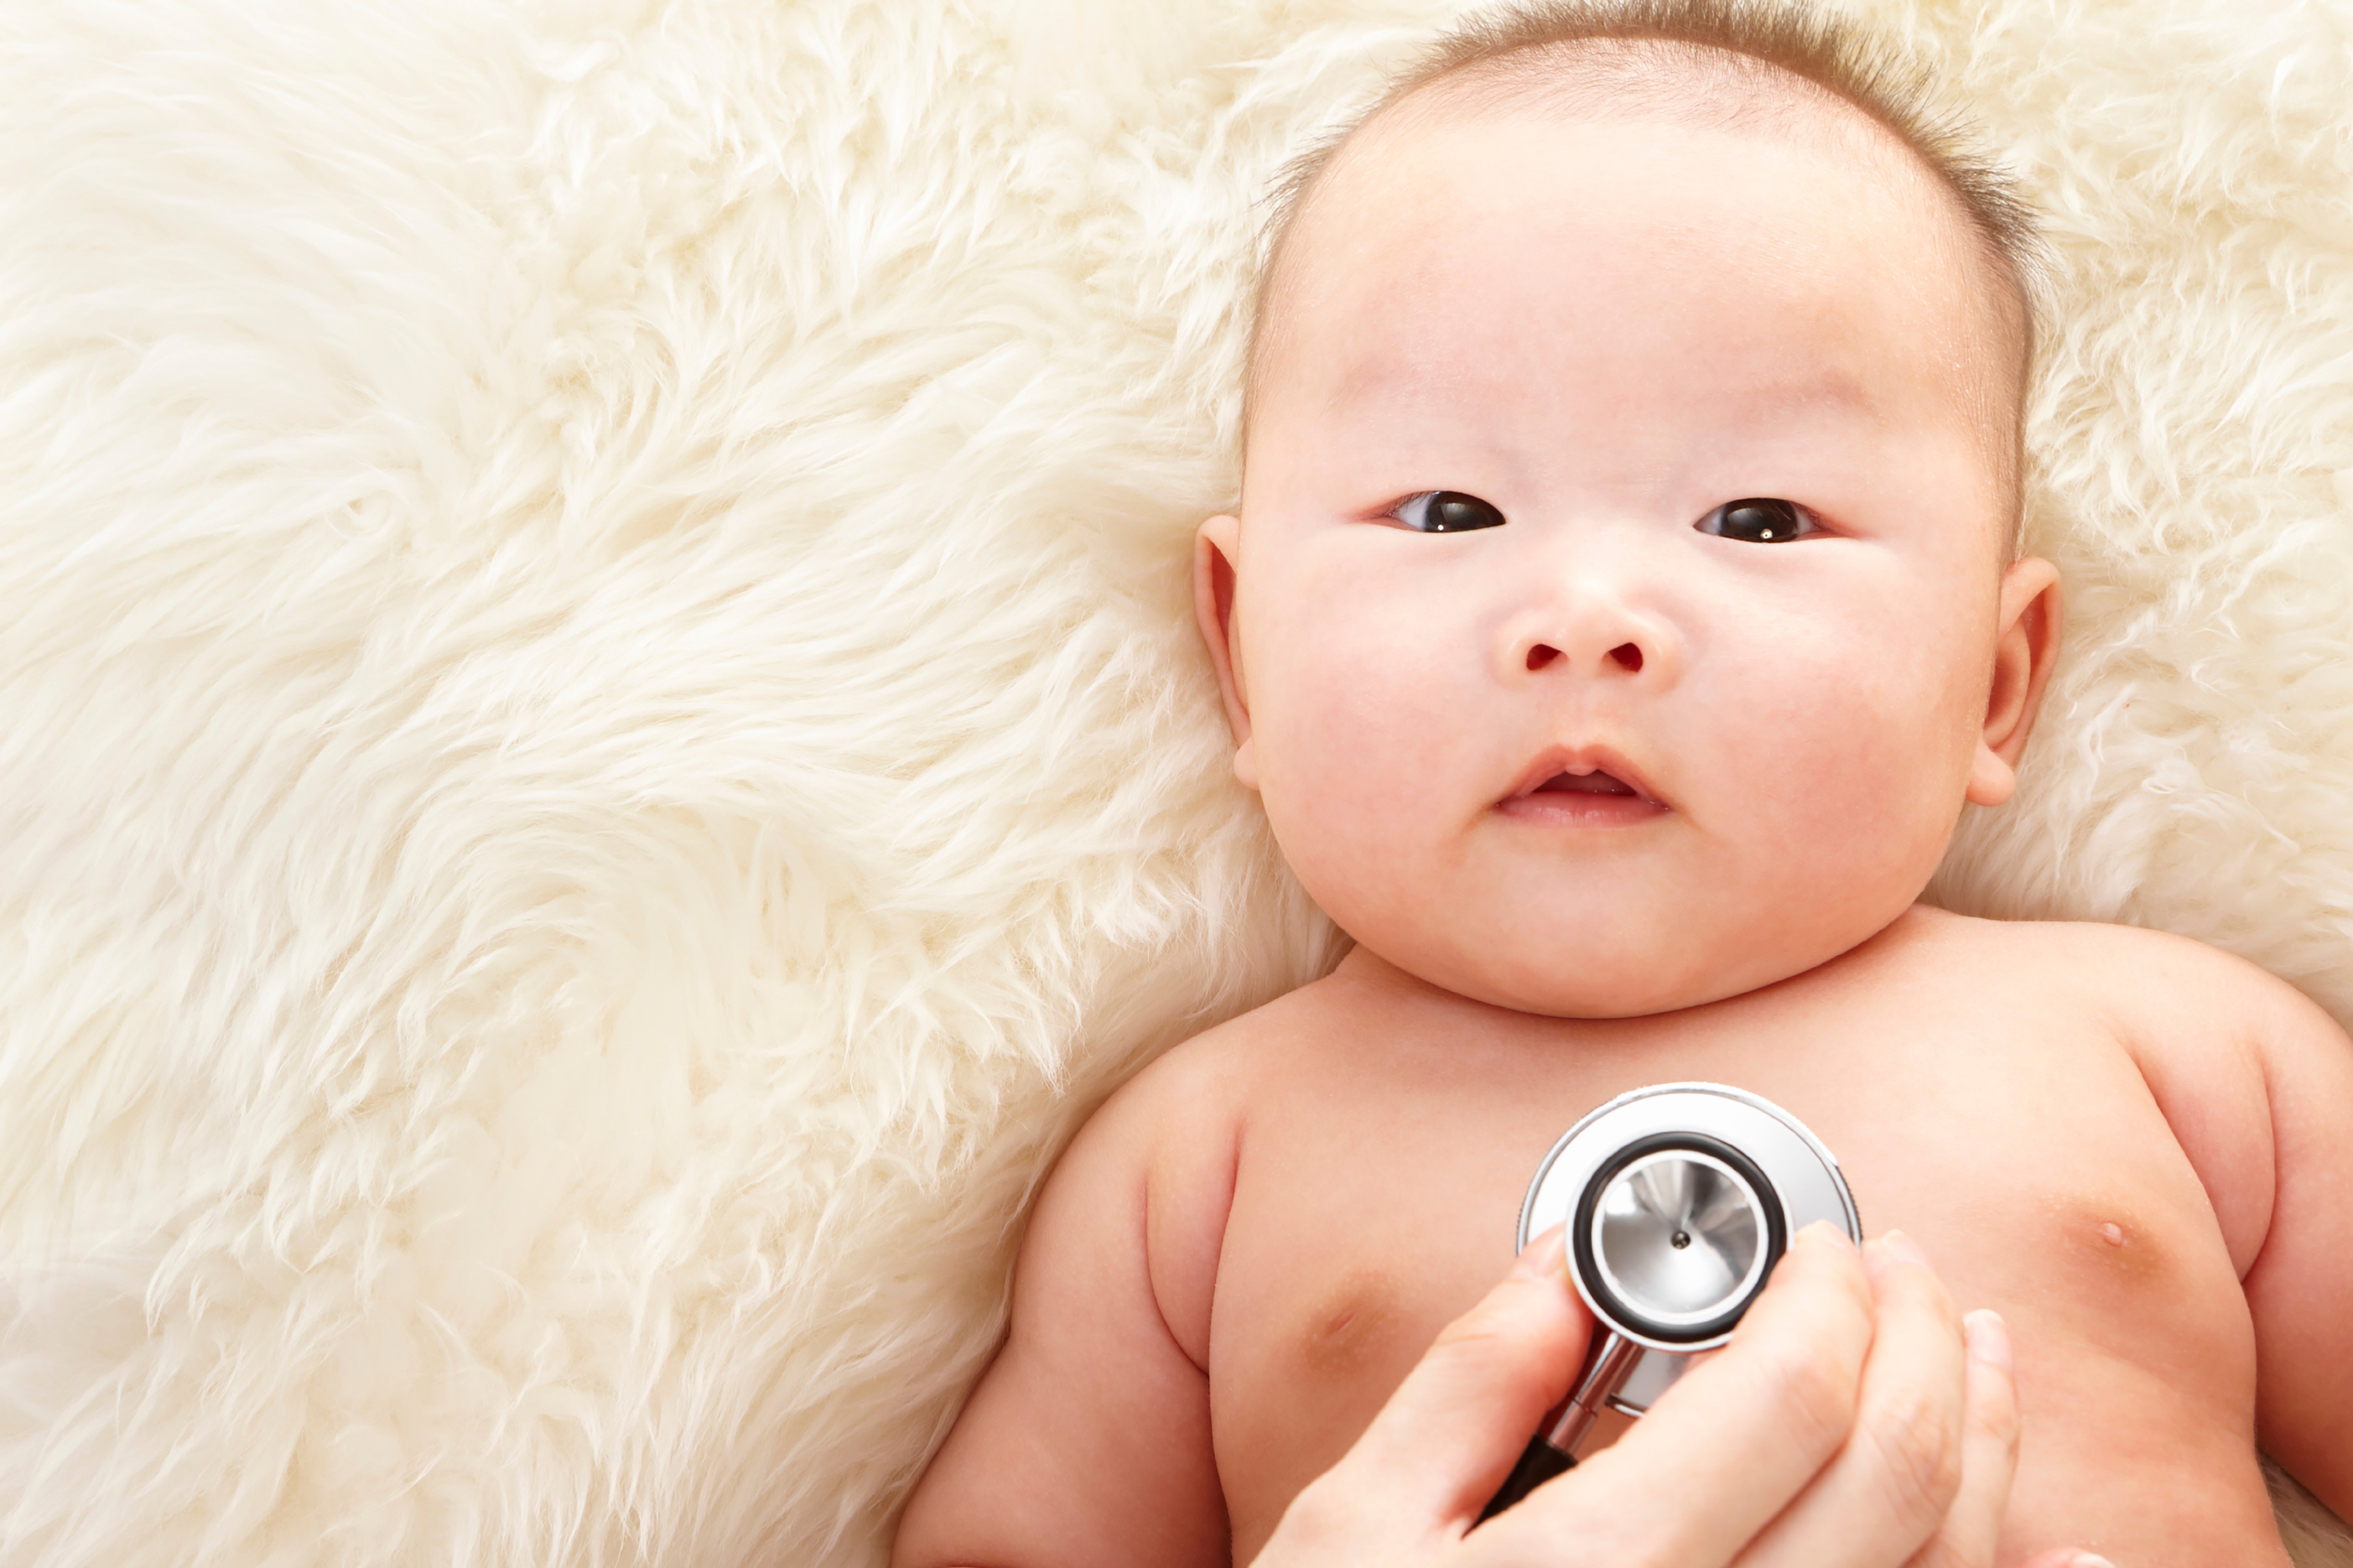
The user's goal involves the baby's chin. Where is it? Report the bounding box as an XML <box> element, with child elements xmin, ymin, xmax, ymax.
<box><xmin>1302</xmin><ymin>837</ymin><xmax>1942</xmax><ymax>1019</ymax></box>
<box><xmin>1366</xmin><ymin>922</ymin><xmax>1861</xmax><ymax>1020</ymax></box>
<box><xmin>1435</xmin><ymin>962</ymin><xmax>1792</xmax><ymax>1020</ymax></box>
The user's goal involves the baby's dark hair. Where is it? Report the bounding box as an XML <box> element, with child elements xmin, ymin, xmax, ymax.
<box><xmin>1246</xmin><ymin>0</ymin><xmax>2048</xmax><ymax>539</ymax></box>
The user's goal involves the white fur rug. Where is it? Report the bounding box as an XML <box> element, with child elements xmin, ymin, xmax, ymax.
<box><xmin>1</xmin><ymin>0</ymin><xmax>2347</xmax><ymax>1563</ymax></box>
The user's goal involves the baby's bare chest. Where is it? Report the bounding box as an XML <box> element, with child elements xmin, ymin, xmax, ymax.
<box><xmin>1202</xmin><ymin>988</ymin><xmax>2273</xmax><ymax>1564</ymax></box>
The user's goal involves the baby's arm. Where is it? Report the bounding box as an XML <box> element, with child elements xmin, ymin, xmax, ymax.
<box><xmin>2238</xmin><ymin>972</ymin><xmax>2353</xmax><ymax>1518</ymax></box>
<box><xmin>2126</xmin><ymin>934</ymin><xmax>2353</xmax><ymax>1521</ymax></box>
<box><xmin>892</xmin><ymin>1044</ymin><xmax>1238</xmax><ymax>1568</ymax></box>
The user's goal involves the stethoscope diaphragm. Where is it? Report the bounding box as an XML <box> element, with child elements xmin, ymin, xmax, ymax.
<box><xmin>1481</xmin><ymin>1082</ymin><xmax>1861</xmax><ymax>1520</ymax></box>
<box><xmin>1576</xmin><ymin>1131</ymin><xmax>1783</xmax><ymax>1345</ymax></box>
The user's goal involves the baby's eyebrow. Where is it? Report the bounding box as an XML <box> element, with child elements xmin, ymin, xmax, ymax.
<box><xmin>1323</xmin><ymin>349</ymin><xmax>1442</xmax><ymax>413</ymax></box>
<box><xmin>1745</xmin><ymin>365</ymin><xmax>1879</xmax><ymax>415</ymax></box>
<box><xmin>1321</xmin><ymin>353</ymin><xmax>1887</xmax><ymax>431</ymax></box>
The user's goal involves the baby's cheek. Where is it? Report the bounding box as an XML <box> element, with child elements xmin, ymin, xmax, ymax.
<box><xmin>1254</xmin><ymin>616</ymin><xmax>1475</xmax><ymax>814</ymax></box>
<box><xmin>1258</xmin><ymin>704</ymin><xmax>1437</xmax><ymax>908</ymax></box>
<box><xmin>1251</xmin><ymin>678</ymin><xmax>1489</xmax><ymax>951</ymax></box>
<box><xmin>1793</xmin><ymin>696</ymin><xmax>1966</xmax><ymax>872</ymax></box>
<box><xmin>1688</xmin><ymin>637</ymin><xmax>1970</xmax><ymax>936</ymax></box>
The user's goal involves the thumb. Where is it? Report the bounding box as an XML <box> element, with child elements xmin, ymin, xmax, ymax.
<box><xmin>1332</xmin><ymin>1227</ymin><xmax>1593</xmax><ymax>1531</ymax></box>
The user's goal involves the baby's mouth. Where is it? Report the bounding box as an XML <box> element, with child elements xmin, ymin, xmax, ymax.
<box><xmin>1535</xmin><ymin>769</ymin><xmax>1640</xmax><ymax>798</ymax></box>
<box><xmin>1496</xmin><ymin>753</ymin><xmax>1668</xmax><ymax>825</ymax></box>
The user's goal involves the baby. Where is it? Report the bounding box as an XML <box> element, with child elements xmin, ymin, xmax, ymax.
<box><xmin>897</xmin><ymin>2</ymin><xmax>2353</xmax><ymax>1564</ymax></box>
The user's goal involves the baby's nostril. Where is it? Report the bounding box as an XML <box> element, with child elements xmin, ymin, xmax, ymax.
<box><xmin>1526</xmin><ymin>644</ymin><xmax>1561</xmax><ymax>672</ymax></box>
<box><xmin>1610</xmin><ymin>643</ymin><xmax>1644</xmax><ymax>673</ymax></box>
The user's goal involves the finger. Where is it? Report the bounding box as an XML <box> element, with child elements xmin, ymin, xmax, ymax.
<box><xmin>1485</xmin><ymin>1222</ymin><xmax>1874</xmax><ymax>1566</ymax></box>
<box><xmin>1903</xmin><ymin>1310</ymin><xmax>2021</xmax><ymax>1568</ymax></box>
<box><xmin>1334</xmin><ymin>1225</ymin><xmax>1591</xmax><ymax>1530</ymax></box>
<box><xmin>1735</xmin><ymin>1231</ymin><xmax>1967</xmax><ymax>1568</ymax></box>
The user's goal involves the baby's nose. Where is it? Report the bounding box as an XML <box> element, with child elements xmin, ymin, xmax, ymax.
<box><xmin>1501</xmin><ymin>585</ymin><xmax>1680</xmax><ymax>688</ymax></box>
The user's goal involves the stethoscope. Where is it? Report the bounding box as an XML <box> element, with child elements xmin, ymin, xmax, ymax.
<box><xmin>1480</xmin><ymin>1082</ymin><xmax>1863</xmax><ymax>1520</ymax></box>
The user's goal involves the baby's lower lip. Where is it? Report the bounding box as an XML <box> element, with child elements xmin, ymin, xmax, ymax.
<box><xmin>1495</xmin><ymin>791</ymin><xmax>1669</xmax><ymax>827</ymax></box>
<box><xmin>1495</xmin><ymin>769</ymin><xmax>1668</xmax><ymax>826</ymax></box>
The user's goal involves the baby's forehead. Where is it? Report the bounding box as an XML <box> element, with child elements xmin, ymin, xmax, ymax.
<box><xmin>1259</xmin><ymin>44</ymin><xmax>2022</xmax><ymax>372</ymax></box>
<box><xmin>1290</xmin><ymin>59</ymin><xmax>1969</xmax><ymax>307</ymax></box>
<box><xmin>1250</xmin><ymin>57</ymin><xmax>2026</xmax><ymax>494</ymax></box>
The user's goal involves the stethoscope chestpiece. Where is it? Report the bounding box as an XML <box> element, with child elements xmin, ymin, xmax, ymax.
<box><xmin>1480</xmin><ymin>1082</ymin><xmax>1861</xmax><ymax>1521</ymax></box>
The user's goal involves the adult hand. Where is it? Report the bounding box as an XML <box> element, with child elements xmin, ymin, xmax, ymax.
<box><xmin>1251</xmin><ymin>1222</ymin><xmax>2110</xmax><ymax>1568</ymax></box>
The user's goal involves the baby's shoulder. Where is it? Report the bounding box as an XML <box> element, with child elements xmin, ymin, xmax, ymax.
<box><xmin>1102</xmin><ymin>963</ymin><xmax>1370</xmax><ymax>1128</ymax></box>
<box><xmin>1900</xmin><ymin>905</ymin><xmax>2298</xmax><ymax>1035</ymax></box>
<box><xmin>1043</xmin><ymin>982</ymin><xmax>1363</xmax><ymax>1365</ymax></box>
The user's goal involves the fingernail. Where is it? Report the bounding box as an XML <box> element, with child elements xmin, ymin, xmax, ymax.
<box><xmin>1512</xmin><ymin>1224</ymin><xmax>1567</xmax><ymax>1280</ymax></box>
<box><xmin>1965</xmin><ymin>1309</ymin><xmax>2012</xmax><ymax>1373</ymax></box>
<box><xmin>1797</xmin><ymin>1219</ymin><xmax>1858</xmax><ymax>1254</ymax></box>
<box><xmin>1878</xmin><ymin>1229</ymin><xmax>1931</xmax><ymax>1267</ymax></box>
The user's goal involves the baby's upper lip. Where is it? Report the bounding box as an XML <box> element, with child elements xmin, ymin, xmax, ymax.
<box><xmin>1500</xmin><ymin>744</ymin><xmax>1668</xmax><ymax>809</ymax></box>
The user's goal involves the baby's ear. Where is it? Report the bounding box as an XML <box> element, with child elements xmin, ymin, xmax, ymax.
<box><xmin>1193</xmin><ymin>515</ymin><xmax>1257</xmax><ymax>789</ymax></box>
<box><xmin>1965</xmin><ymin>556</ymin><xmax>2064</xmax><ymax>806</ymax></box>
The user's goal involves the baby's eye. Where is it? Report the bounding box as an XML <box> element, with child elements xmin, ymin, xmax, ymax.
<box><xmin>1389</xmin><ymin>490</ymin><xmax>1508</xmax><ymax>532</ymax></box>
<box><xmin>1695</xmin><ymin>497</ymin><xmax>1819</xmax><ymax>543</ymax></box>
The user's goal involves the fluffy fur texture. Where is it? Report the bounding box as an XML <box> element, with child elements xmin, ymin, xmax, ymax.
<box><xmin>0</xmin><ymin>0</ymin><xmax>2346</xmax><ymax>1563</ymax></box>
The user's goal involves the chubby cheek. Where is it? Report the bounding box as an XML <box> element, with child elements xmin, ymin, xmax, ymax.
<box><xmin>1687</xmin><ymin>583</ymin><xmax>1987</xmax><ymax>919</ymax></box>
<box><xmin>1732</xmin><ymin>671</ymin><xmax>1950</xmax><ymax>837</ymax></box>
<box><xmin>1240</xmin><ymin>572</ymin><xmax>1490</xmax><ymax>922</ymax></box>
<box><xmin>1647</xmin><ymin>595</ymin><xmax>1995</xmax><ymax>1003</ymax></box>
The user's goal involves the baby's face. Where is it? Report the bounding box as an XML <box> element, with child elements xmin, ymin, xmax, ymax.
<box><xmin>1200</xmin><ymin>103</ymin><xmax>2059</xmax><ymax>1017</ymax></box>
